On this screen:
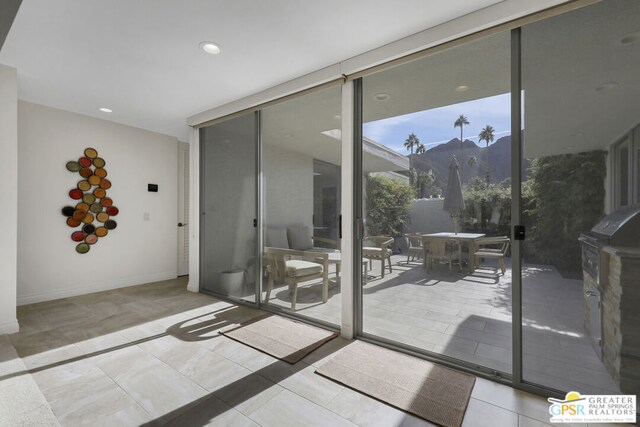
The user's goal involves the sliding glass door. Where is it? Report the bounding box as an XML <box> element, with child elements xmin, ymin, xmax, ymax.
<box><xmin>358</xmin><ymin>31</ymin><xmax>513</xmax><ymax>376</ymax></box>
<box><xmin>519</xmin><ymin>0</ymin><xmax>639</xmax><ymax>395</ymax></box>
<box><xmin>195</xmin><ymin>0</ymin><xmax>636</xmax><ymax>399</ymax></box>
<box><xmin>261</xmin><ymin>87</ymin><xmax>342</xmax><ymax>326</ymax></box>
<box><xmin>200</xmin><ymin>112</ymin><xmax>258</xmax><ymax>303</ymax></box>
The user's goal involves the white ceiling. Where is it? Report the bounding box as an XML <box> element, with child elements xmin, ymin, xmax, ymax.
<box><xmin>259</xmin><ymin>0</ymin><xmax>640</xmax><ymax>161</ymax></box>
<box><xmin>522</xmin><ymin>0</ymin><xmax>640</xmax><ymax>157</ymax></box>
<box><xmin>0</xmin><ymin>0</ymin><xmax>502</xmax><ymax>141</ymax></box>
<box><xmin>193</xmin><ymin>0</ymin><xmax>640</xmax><ymax>172</ymax></box>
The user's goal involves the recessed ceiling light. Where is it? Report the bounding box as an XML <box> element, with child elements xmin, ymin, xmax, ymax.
<box><xmin>595</xmin><ymin>82</ymin><xmax>619</xmax><ymax>91</ymax></box>
<box><xmin>99</xmin><ymin>107</ymin><xmax>112</xmax><ymax>113</ymax></box>
<box><xmin>455</xmin><ymin>85</ymin><xmax>469</xmax><ymax>92</ymax></box>
<box><xmin>373</xmin><ymin>93</ymin><xmax>390</xmax><ymax>101</ymax></box>
<box><xmin>199</xmin><ymin>41</ymin><xmax>221</xmax><ymax>55</ymax></box>
<box><xmin>334</xmin><ymin>114</ymin><xmax>341</xmax><ymax>120</ymax></box>
<box><xmin>620</xmin><ymin>30</ymin><xmax>640</xmax><ymax>45</ymax></box>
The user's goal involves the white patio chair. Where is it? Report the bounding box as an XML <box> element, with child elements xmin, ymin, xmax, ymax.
<box><xmin>362</xmin><ymin>236</ymin><xmax>394</xmax><ymax>279</ymax></box>
<box><xmin>404</xmin><ymin>233</ymin><xmax>423</xmax><ymax>264</ymax></box>
<box><xmin>474</xmin><ymin>236</ymin><xmax>510</xmax><ymax>274</ymax></box>
<box><xmin>264</xmin><ymin>247</ymin><xmax>329</xmax><ymax>311</ymax></box>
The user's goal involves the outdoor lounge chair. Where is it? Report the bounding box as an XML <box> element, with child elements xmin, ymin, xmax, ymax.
<box><xmin>473</xmin><ymin>236</ymin><xmax>510</xmax><ymax>274</ymax></box>
<box><xmin>404</xmin><ymin>233</ymin><xmax>423</xmax><ymax>264</ymax></box>
<box><xmin>362</xmin><ymin>236</ymin><xmax>394</xmax><ymax>279</ymax></box>
<box><xmin>264</xmin><ymin>247</ymin><xmax>329</xmax><ymax>311</ymax></box>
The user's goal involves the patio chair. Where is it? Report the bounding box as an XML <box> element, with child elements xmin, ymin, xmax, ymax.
<box><xmin>267</xmin><ymin>225</ymin><xmax>340</xmax><ymax>252</ymax></box>
<box><xmin>404</xmin><ymin>233</ymin><xmax>423</xmax><ymax>264</ymax></box>
<box><xmin>362</xmin><ymin>236</ymin><xmax>394</xmax><ymax>279</ymax></box>
<box><xmin>264</xmin><ymin>247</ymin><xmax>329</xmax><ymax>311</ymax></box>
<box><xmin>424</xmin><ymin>238</ymin><xmax>461</xmax><ymax>274</ymax></box>
<box><xmin>474</xmin><ymin>236</ymin><xmax>510</xmax><ymax>274</ymax></box>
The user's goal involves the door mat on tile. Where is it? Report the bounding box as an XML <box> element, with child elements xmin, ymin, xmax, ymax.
<box><xmin>315</xmin><ymin>340</ymin><xmax>476</xmax><ymax>427</ymax></box>
<box><xmin>219</xmin><ymin>314</ymin><xmax>338</xmax><ymax>364</ymax></box>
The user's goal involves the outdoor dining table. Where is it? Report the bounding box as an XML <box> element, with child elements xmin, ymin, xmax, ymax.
<box><xmin>419</xmin><ymin>232</ymin><xmax>485</xmax><ymax>272</ymax></box>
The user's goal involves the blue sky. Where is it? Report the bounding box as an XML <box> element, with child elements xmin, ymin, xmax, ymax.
<box><xmin>363</xmin><ymin>93</ymin><xmax>511</xmax><ymax>153</ymax></box>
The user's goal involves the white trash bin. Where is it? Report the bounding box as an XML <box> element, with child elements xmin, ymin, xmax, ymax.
<box><xmin>218</xmin><ymin>269</ymin><xmax>245</xmax><ymax>295</ymax></box>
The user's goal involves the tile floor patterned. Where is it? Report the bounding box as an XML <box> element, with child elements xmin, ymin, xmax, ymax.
<box><xmin>0</xmin><ymin>278</ymin><xmax>628</xmax><ymax>426</ymax></box>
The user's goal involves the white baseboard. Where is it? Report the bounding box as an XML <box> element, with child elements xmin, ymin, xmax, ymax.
<box><xmin>0</xmin><ymin>319</ymin><xmax>19</xmax><ymax>334</ymax></box>
<box><xmin>17</xmin><ymin>271</ymin><xmax>178</xmax><ymax>305</ymax></box>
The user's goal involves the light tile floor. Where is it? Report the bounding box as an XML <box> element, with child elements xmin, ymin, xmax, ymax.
<box><xmin>0</xmin><ymin>278</ymin><xmax>625</xmax><ymax>426</ymax></box>
<box><xmin>264</xmin><ymin>255</ymin><xmax>621</xmax><ymax>395</ymax></box>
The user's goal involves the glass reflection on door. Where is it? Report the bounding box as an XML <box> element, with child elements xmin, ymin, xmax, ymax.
<box><xmin>260</xmin><ymin>87</ymin><xmax>341</xmax><ymax>325</ymax></box>
<box><xmin>520</xmin><ymin>0</ymin><xmax>639</xmax><ymax>395</ymax></box>
<box><xmin>200</xmin><ymin>113</ymin><xmax>257</xmax><ymax>302</ymax></box>
<box><xmin>360</xmin><ymin>31</ymin><xmax>512</xmax><ymax>374</ymax></box>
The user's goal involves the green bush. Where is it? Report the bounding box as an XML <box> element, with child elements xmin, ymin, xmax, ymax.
<box><xmin>527</xmin><ymin>150</ymin><xmax>606</xmax><ymax>277</ymax></box>
<box><xmin>461</xmin><ymin>150</ymin><xmax>606</xmax><ymax>278</ymax></box>
<box><xmin>366</xmin><ymin>175</ymin><xmax>415</xmax><ymax>236</ymax></box>
<box><xmin>462</xmin><ymin>177</ymin><xmax>513</xmax><ymax>236</ymax></box>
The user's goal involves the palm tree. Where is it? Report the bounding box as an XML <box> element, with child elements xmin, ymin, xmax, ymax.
<box><xmin>478</xmin><ymin>125</ymin><xmax>495</xmax><ymax>185</ymax></box>
<box><xmin>404</xmin><ymin>133</ymin><xmax>420</xmax><ymax>186</ymax></box>
<box><xmin>415</xmin><ymin>143</ymin><xmax>426</xmax><ymax>155</ymax></box>
<box><xmin>467</xmin><ymin>155</ymin><xmax>478</xmax><ymax>168</ymax></box>
<box><xmin>404</xmin><ymin>133</ymin><xmax>420</xmax><ymax>156</ymax></box>
<box><xmin>415</xmin><ymin>169</ymin><xmax>435</xmax><ymax>198</ymax></box>
<box><xmin>454</xmin><ymin>115</ymin><xmax>469</xmax><ymax>182</ymax></box>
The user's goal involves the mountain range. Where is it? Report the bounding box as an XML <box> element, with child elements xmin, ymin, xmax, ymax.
<box><xmin>410</xmin><ymin>134</ymin><xmax>530</xmax><ymax>191</ymax></box>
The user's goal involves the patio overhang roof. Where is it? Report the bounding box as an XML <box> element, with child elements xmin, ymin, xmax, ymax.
<box><xmin>363</xmin><ymin>137</ymin><xmax>409</xmax><ymax>173</ymax></box>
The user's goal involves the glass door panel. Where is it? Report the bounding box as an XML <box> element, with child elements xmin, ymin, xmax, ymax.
<box><xmin>520</xmin><ymin>0</ymin><xmax>640</xmax><ymax>394</ymax></box>
<box><xmin>360</xmin><ymin>31</ymin><xmax>512</xmax><ymax>374</ymax></box>
<box><xmin>261</xmin><ymin>87</ymin><xmax>341</xmax><ymax>325</ymax></box>
<box><xmin>200</xmin><ymin>113</ymin><xmax>257</xmax><ymax>302</ymax></box>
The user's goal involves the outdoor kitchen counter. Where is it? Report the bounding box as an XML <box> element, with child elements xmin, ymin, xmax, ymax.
<box><xmin>601</xmin><ymin>245</ymin><xmax>640</xmax><ymax>394</ymax></box>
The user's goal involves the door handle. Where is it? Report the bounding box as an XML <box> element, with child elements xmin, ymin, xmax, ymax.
<box><xmin>178</xmin><ymin>223</ymin><xmax>188</xmax><ymax>227</ymax></box>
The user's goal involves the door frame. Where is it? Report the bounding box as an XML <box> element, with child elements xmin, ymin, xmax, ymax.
<box><xmin>177</xmin><ymin>141</ymin><xmax>190</xmax><ymax>276</ymax></box>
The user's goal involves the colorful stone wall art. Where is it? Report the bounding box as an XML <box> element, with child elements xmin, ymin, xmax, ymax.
<box><xmin>62</xmin><ymin>148</ymin><xmax>119</xmax><ymax>253</ymax></box>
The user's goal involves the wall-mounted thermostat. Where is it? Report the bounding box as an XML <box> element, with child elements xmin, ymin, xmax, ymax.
<box><xmin>148</xmin><ymin>184</ymin><xmax>158</xmax><ymax>192</ymax></box>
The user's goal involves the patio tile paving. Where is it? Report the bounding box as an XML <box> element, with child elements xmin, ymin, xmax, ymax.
<box><xmin>265</xmin><ymin>254</ymin><xmax>621</xmax><ymax>395</ymax></box>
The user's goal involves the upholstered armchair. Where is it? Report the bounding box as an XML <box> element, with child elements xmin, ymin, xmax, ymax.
<box><xmin>264</xmin><ymin>247</ymin><xmax>329</xmax><ymax>311</ymax></box>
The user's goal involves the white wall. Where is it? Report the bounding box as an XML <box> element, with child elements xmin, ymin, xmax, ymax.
<box><xmin>0</xmin><ymin>65</ymin><xmax>18</xmax><ymax>333</ymax></box>
<box><xmin>17</xmin><ymin>101</ymin><xmax>178</xmax><ymax>305</ymax></box>
<box><xmin>406</xmin><ymin>198</ymin><xmax>453</xmax><ymax>235</ymax></box>
<box><xmin>264</xmin><ymin>143</ymin><xmax>313</xmax><ymax>231</ymax></box>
